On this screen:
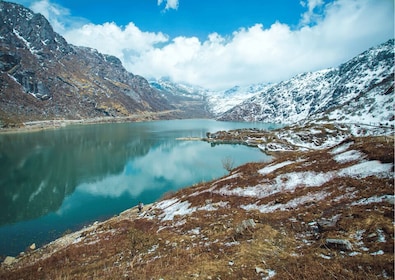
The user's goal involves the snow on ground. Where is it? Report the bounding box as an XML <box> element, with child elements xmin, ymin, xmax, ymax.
<box><xmin>330</xmin><ymin>141</ymin><xmax>354</xmax><ymax>154</ymax></box>
<box><xmin>258</xmin><ymin>142</ymin><xmax>297</xmax><ymax>152</ymax></box>
<box><xmin>158</xmin><ymin>199</ymin><xmax>195</xmax><ymax>221</ymax></box>
<box><xmin>351</xmin><ymin>194</ymin><xmax>394</xmax><ymax>206</ymax></box>
<box><xmin>241</xmin><ymin>191</ymin><xmax>329</xmax><ymax>213</ymax></box>
<box><xmin>214</xmin><ymin>158</ymin><xmax>392</xmax><ymax>211</ymax></box>
<box><xmin>338</xmin><ymin>161</ymin><xmax>393</xmax><ymax>178</ymax></box>
<box><xmin>215</xmin><ymin>170</ymin><xmax>333</xmax><ymax>199</ymax></box>
<box><xmin>333</xmin><ymin>150</ymin><xmax>365</xmax><ymax>163</ymax></box>
<box><xmin>197</xmin><ymin>201</ymin><xmax>229</xmax><ymax>211</ymax></box>
<box><xmin>213</xmin><ymin>173</ymin><xmax>242</xmax><ymax>184</ymax></box>
<box><xmin>258</xmin><ymin>160</ymin><xmax>298</xmax><ymax>176</ymax></box>
<box><xmin>348</xmin><ymin>123</ymin><xmax>394</xmax><ymax>137</ymax></box>
<box><xmin>155</xmin><ymin>198</ymin><xmax>179</xmax><ymax>210</ymax></box>
<box><xmin>154</xmin><ymin>198</ymin><xmax>230</xmax><ymax>222</ymax></box>
<box><xmin>258</xmin><ymin>127</ymin><xmax>352</xmax><ymax>152</ymax></box>
<box><xmin>288</xmin><ymin>133</ymin><xmax>348</xmax><ymax>150</ymax></box>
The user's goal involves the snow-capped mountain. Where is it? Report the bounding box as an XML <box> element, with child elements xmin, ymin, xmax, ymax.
<box><xmin>148</xmin><ymin>79</ymin><xmax>211</xmax><ymax>118</ymax></box>
<box><xmin>217</xmin><ymin>39</ymin><xmax>394</xmax><ymax>125</ymax></box>
<box><xmin>149</xmin><ymin>78</ymin><xmax>207</xmax><ymax>100</ymax></box>
<box><xmin>205</xmin><ymin>83</ymin><xmax>272</xmax><ymax>115</ymax></box>
<box><xmin>149</xmin><ymin>79</ymin><xmax>273</xmax><ymax>117</ymax></box>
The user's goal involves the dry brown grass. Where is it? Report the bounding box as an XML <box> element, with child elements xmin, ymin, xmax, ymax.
<box><xmin>0</xmin><ymin>135</ymin><xmax>393</xmax><ymax>279</ymax></box>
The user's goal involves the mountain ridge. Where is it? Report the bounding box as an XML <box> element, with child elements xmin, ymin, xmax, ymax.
<box><xmin>215</xmin><ymin>39</ymin><xmax>394</xmax><ymax>125</ymax></box>
<box><xmin>0</xmin><ymin>1</ymin><xmax>173</xmax><ymax>127</ymax></box>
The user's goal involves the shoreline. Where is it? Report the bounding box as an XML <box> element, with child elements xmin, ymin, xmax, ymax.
<box><xmin>0</xmin><ymin>111</ymin><xmax>181</xmax><ymax>134</ymax></box>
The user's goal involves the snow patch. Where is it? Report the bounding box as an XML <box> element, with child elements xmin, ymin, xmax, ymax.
<box><xmin>351</xmin><ymin>194</ymin><xmax>394</xmax><ymax>206</ymax></box>
<box><xmin>258</xmin><ymin>160</ymin><xmax>296</xmax><ymax>176</ymax></box>
<box><xmin>370</xmin><ymin>250</ymin><xmax>384</xmax><ymax>256</ymax></box>
<box><xmin>330</xmin><ymin>142</ymin><xmax>354</xmax><ymax>155</ymax></box>
<box><xmin>338</xmin><ymin>161</ymin><xmax>392</xmax><ymax>178</ymax></box>
<box><xmin>161</xmin><ymin>200</ymin><xmax>194</xmax><ymax>221</ymax></box>
<box><xmin>213</xmin><ymin>173</ymin><xmax>242</xmax><ymax>184</ymax></box>
<box><xmin>198</xmin><ymin>201</ymin><xmax>229</xmax><ymax>211</ymax></box>
<box><xmin>188</xmin><ymin>227</ymin><xmax>201</xmax><ymax>235</ymax></box>
<box><xmin>156</xmin><ymin>198</ymin><xmax>196</xmax><ymax>221</ymax></box>
<box><xmin>216</xmin><ymin>160</ymin><xmax>392</xmax><ymax>204</ymax></box>
<box><xmin>333</xmin><ymin>150</ymin><xmax>365</xmax><ymax>163</ymax></box>
<box><xmin>241</xmin><ymin>191</ymin><xmax>329</xmax><ymax>213</ymax></box>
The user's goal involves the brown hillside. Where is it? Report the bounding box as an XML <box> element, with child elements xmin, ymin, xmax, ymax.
<box><xmin>0</xmin><ymin>135</ymin><xmax>393</xmax><ymax>279</ymax></box>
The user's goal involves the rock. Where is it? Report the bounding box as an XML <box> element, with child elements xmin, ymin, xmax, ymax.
<box><xmin>317</xmin><ymin>214</ymin><xmax>341</xmax><ymax>231</ymax></box>
<box><xmin>3</xmin><ymin>256</ymin><xmax>16</xmax><ymax>265</ymax></box>
<box><xmin>325</xmin><ymin>238</ymin><xmax>353</xmax><ymax>251</ymax></box>
<box><xmin>255</xmin><ymin>266</ymin><xmax>265</xmax><ymax>274</ymax></box>
<box><xmin>235</xmin><ymin>219</ymin><xmax>256</xmax><ymax>235</ymax></box>
<box><xmin>29</xmin><ymin>243</ymin><xmax>36</xmax><ymax>250</ymax></box>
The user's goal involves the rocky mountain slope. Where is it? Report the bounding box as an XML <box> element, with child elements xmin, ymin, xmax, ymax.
<box><xmin>0</xmin><ymin>1</ymin><xmax>173</xmax><ymax>127</ymax></box>
<box><xmin>215</xmin><ymin>39</ymin><xmax>394</xmax><ymax>125</ymax></box>
<box><xmin>0</xmin><ymin>127</ymin><xmax>393</xmax><ymax>279</ymax></box>
<box><xmin>206</xmin><ymin>83</ymin><xmax>272</xmax><ymax>115</ymax></box>
<box><xmin>149</xmin><ymin>78</ymin><xmax>211</xmax><ymax>118</ymax></box>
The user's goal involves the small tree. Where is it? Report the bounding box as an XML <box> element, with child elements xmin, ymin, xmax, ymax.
<box><xmin>222</xmin><ymin>156</ymin><xmax>235</xmax><ymax>173</ymax></box>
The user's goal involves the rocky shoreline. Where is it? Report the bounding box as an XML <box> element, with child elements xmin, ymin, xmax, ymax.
<box><xmin>0</xmin><ymin>110</ymin><xmax>182</xmax><ymax>134</ymax></box>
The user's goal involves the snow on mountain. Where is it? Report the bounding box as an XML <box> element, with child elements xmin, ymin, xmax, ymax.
<box><xmin>205</xmin><ymin>83</ymin><xmax>272</xmax><ymax>115</ymax></box>
<box><xmin>149</xmin><ymin>78</ymin><xmax>207</xmax><ymax>100</ymax></box>
<box><xmin>149</xmin><ymin>79</ymin><xmax>273</xmax><ymax>117</ymax></box>
<box><xmin>148</xmin><ymin>78</ymin><xmax>211</xmax><ymax>118</ymax></box>
<box><xmin>217</xmin><ymin>39</ymin><xmax>394</xmax><ymax>125</ymax></box>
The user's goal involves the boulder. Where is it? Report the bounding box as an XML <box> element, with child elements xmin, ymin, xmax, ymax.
<box><xmin>3</xmin><ymin>256</ymin><xmax>16</xmax><ymax>265</ymax></box>
<box><xmin>317</xmin><ymin>214</ymin><xmax>341</xmax><ymax>231</ymax></box>
<box><xmin>325</xmin><ymin>238</ymin><xmax>353</xmax><ymax>251</ymax></box>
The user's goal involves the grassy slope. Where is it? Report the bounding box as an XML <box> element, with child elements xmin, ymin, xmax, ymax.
<box><xmin>0</xmin><ymin>131</ymin><xmax>393</xmax><ymax>279</ymax></box>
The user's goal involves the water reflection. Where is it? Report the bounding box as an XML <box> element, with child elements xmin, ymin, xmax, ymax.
<box><xmin>0</xmin><ymin>119</ymin><xmax>278</xmax><ymax>256</ymax></box>
<box><xmin>75</xmin><ymin>141</ymin><xmax>260</xmax><ymax>199</ymax></box>
<box><xmin>0</xmin><ymin>123</ymin><xmax>155</xmax><ymax>226</ymax></box>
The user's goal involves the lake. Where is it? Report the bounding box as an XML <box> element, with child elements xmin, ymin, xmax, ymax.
<box><xmin>0</xmin><ymin>119</ymin><xmax>280</xmax><ymax>257</ymax></box>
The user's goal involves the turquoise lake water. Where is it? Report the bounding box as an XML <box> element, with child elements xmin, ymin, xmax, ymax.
<box><xmin>0</xmin><ymin>119</ymin><xmax>281</xmax><ymax>257</ymax></box>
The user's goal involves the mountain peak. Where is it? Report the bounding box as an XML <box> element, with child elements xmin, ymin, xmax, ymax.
<box><xmin>216</xmin><ymin>39</ymin><xmax>394</xmax><ymax>126</ymax></box>
<box><xmin>0</xmin><ymin>1</ymin><xmax>71</xmax><ymax>57</ymax></box>
<box><xmin>0</xmin><ymin>1</ymin><xmax>173</xmax><ymax>126</ymax></box>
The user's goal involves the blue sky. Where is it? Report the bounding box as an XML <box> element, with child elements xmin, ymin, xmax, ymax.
<box><xmin>53</xmin><ymin>0</ymin><xmax>306</xmax><ymax>41</ymax></box>
<box><xmin>11</xmin><ymin>0</ymin><xmax>395</xmax><ymax>90</ymax></box>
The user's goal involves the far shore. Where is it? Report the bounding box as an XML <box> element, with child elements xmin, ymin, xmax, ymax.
<box><xmin>0</xmin><ymin>111</ymin><xmax>182</xmax><ymax>134</ymax></box>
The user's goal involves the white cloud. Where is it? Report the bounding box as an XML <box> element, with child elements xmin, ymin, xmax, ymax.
<box><xmin>28</xmin><ymin>0</ymin><xmax>394</xmax><ymax>90</ymax></box>
<box><xmin>63</xmin><ymin>22</ymin><xmax>168</xmax><ymax>63</ymax></box>
<box><xmin>28</xmin><ymin>0</ymin><xmax>88</xmax><ymax>33</ymax></box>
<box><xmin>158</xmin><ymin>0</ymin><xmax>179</xmax><ymax>11</ymax></box>
<box><xmin>30</xmin><ymin>0</ymin><xmax>69</xmax><ymax>32</ymax></box>
<box><xmin>300</xmin><ymin>0</ymin><xmax>325</xmax><ymax>25</ymax></box>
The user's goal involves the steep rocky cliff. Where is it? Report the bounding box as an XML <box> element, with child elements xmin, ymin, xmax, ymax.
<box><xmin>0</xmin><ymin>1</ymin><xmax>172</xmax><ymax>126</ymax></box>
